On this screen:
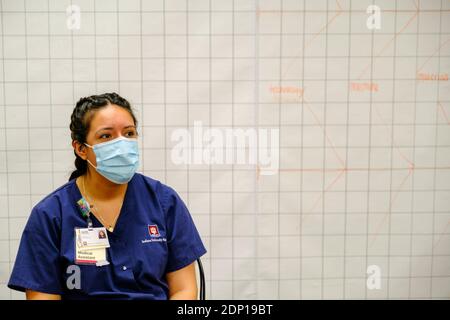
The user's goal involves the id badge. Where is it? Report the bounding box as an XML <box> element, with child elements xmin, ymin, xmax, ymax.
<box><xmin>76</xmin><ymin>227</ymin><xmax>110</xmax><ymax>248</ymax></box>
<box><xmin>74</xmin><ymin>228</ymin><xmax>110</xmax><ymax>266</ymax></box>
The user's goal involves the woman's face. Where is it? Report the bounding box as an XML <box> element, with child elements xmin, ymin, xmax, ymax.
<box><xmin>84</xmin><ymin>103</ymin><xmax>137</xmax><ymax>167</ymax></box>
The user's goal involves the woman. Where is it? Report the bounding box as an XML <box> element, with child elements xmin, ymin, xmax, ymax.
<box><xmin>7</xmin><ymin>93</ymin><xmax>207</xmax><ymax>300</ymax></box>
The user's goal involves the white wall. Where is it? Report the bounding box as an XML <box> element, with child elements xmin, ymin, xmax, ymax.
<box><xmin>0</xmin><ymin>0</ymin><xmax>449</xmax><ymax>299</ymax></box>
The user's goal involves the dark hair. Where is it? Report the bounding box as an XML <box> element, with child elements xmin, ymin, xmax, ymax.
<box><xmin>68</xmin><ymin>92</ymin><xmax>138</xmax><ymax>181</ymax></box>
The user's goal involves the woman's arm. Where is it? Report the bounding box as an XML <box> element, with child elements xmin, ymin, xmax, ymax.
<box><xmin>166</xmin><ymin>262</ymin><xmax>198</xmax><ymax>300</ymax></box>
<box><xmin>26</xmin><ymin>289</ymin><xmax>61</xmax><ymax>300</ymax></box>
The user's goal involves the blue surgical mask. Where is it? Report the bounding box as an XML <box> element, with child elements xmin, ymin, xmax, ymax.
<box><xmin>84</xmin><ymin>136</ymin><xmax>139</xmax><ymax>184</ymax></box>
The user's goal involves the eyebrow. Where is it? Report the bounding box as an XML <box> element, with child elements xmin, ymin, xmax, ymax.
<box><xmin>95</xmin><ymin>125</ymin><xmax>136</xmax><ymax>135</ymax></box>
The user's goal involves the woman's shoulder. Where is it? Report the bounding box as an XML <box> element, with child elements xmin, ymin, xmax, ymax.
<box><xmin>134</xmin><ymin>172</ymin><xmax>179</xmax><ymax>207</ymax></box>
<box><xmin>135</xmin><ymin>171</ymin><xmax>173</xmax><ymax>190</ymax></box>
<box><xmin>31</xmin><ymin>179</ymin><xmax>77</xmax><ymax>221</ymax></box>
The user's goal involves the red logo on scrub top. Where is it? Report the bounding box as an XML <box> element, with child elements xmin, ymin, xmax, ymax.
<box><xmin>148</xmin><ymin>225</ymin><xmax>160</xmax><ymax>237</ymax></box>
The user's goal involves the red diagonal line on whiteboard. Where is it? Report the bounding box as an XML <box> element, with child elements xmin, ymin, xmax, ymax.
<box><xmin>280</xmin><ymin>0</ymin><xmax>343</xmax><ymax>80</ymax></box>
<box><xmin>417</xmin><ymin>38</ymin><xmax>450</xmax><ymax>74</ymax></box>
<box><xmin>357</xmin><ymin>6</ymin><xmax>419</xmax><ymax>80</ymax></box>
<box><xmin>369</xmin><ymin>164</ymin><xmax>414</xmax><ymax>247</ymax></box>
<box><xmin>433</xmin><ymin>219</ymin><xmax>450</xmax><ymax>251</ymax></box>
<box><xmin>301</xmin><ymin>168</ymin><xmax>346</xmax><ymax>223</ymax></box>
<box><xmin>303</xmin><ymin>0</ymin><xmax>343</xmax><ymax>51</ymax></box>
<box><xmin>302</xmin><ymin>97</ymin><xmax>346</xmax><ymax>168</ymax></box>
<box><xmin>373</xmin><ymin>100</ymin><xmax>415</xmax><ymax>168</ymax></box>
<box><xmin>438</xmin><ymin>102</ymin><xmax>450</xmax><ymax>125</ymax></box>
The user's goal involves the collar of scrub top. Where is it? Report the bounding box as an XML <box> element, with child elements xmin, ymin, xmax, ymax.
<box><xmin>72</xmin><ymin>175</ymin><xmax>135</xmax><ymax>237</ymax></box>
<box><xmin>76</xmin><ymin>197</ymin><xmax>94</xmax><ymax>229</ymax></box>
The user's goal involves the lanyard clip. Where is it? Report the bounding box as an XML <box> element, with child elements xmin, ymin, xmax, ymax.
<box><xmin>87</xmin><ymin>215</ymin><xmax>93</xmax><ymax>230</ymax></box>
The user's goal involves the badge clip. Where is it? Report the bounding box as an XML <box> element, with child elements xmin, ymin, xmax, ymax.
<box><xmin>77</xmin><ymin>197</ymin><xmax>94</xmax><ymax>230</ymax></box>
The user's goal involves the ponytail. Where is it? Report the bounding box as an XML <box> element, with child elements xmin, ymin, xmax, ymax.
<box><xmin>69</xmin><ymin>154</ymin><xmax>88</xmax><ymax>181</ymax></box>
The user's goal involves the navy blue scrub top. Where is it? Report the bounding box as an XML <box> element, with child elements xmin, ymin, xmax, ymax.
<box><xmin>7</xmin><ymin>172</ymin><xmax>207</xmax><ymax>300</ymax></box>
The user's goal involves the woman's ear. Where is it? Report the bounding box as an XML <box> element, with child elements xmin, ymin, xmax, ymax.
<box><xmin>72</xmin><ymin>140</ymin><xmax>88</xmax><ymax>160</ymax></box>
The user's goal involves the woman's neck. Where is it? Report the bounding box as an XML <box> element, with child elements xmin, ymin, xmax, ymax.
<box><xmin>82</xmin><ymin>169</ymin><xmax>128</xmax><ymax>201</ymax></box>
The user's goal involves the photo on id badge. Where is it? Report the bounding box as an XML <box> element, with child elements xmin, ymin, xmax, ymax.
<box><xmin>98</xmin><ymin>230</ymin><xmax>106</xmax><ymax>239</ymax></box>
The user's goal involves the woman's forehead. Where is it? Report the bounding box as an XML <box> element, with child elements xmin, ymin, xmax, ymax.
<box><xmin>89</xmin><ymin>104</ymin><xmax>135</xmax><ymax>128</ymax></box>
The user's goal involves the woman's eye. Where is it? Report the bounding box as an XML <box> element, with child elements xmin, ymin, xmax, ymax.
<box><xmin>100</xmin><ymin>134</ymin><xmax>111</xmax><ymax>139</ymax></box>
<box><xmin>126</xmin><ymin>131</ymin><xmax>136</xmax><ymax>137</ymax></box>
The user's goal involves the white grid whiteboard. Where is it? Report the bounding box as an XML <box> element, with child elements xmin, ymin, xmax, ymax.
<box><xmin>0</xmin><ymin>0</ymin><xmax>449</xmax><ymax>299</ymax></box>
